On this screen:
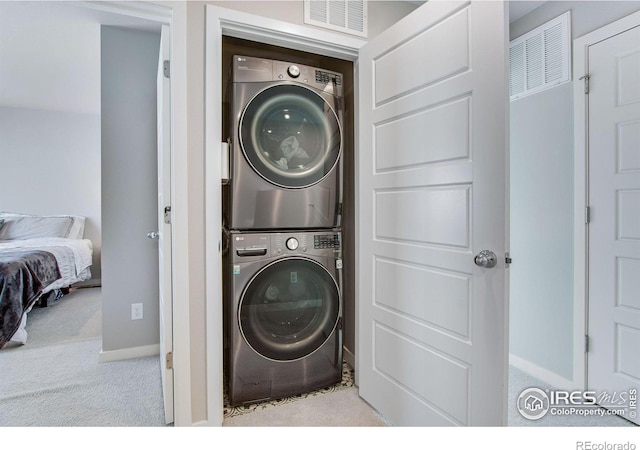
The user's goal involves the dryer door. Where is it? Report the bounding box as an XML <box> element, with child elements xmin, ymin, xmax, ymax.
<box><xmin>240</xmin><ymin>84</ymin><xmax>342</xmax><ymax>188</ymax></box>
<box><xmin>239</xmin><ymin>257</ymin><xmax>340</xmax><ymax>361</ymax></box>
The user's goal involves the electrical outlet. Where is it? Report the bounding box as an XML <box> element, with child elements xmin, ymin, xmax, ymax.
<box><xmin>131</xmin><ymin>303</ymin><xmax>143</xmax><ymax>320</ymax></box>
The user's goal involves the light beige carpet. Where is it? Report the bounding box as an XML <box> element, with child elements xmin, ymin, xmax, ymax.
<box><xmin>223</xmin><ymin>386</ymin><xmax>389</xmax><ymax>426</ymax></box>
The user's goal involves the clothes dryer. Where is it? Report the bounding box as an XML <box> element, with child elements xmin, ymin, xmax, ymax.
<box><xmin>224</xmin><ymin>230</ymin><xmax>343</xmax><ymax>406</ymax></box>
<box><xmin>225</xmin><ymin>55</ymin><xmax>344</xmax><ymax>230</ymax></box>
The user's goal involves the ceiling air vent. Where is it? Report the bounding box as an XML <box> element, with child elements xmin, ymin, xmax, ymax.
<box><xmin>304</xmin><ymin>0</ymin><xmax>367</xmax><ymax>38</ymax></box>
<box><xmin>509</xmin><ymin>11</ymin><xmax>571</xmax><ymax>101</ymax></box>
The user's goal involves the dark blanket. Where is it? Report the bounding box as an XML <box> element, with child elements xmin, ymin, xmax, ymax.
<box><xmin>0</xmin><ymin>250</ymin><xmax>61</xmax><ymax>348</ymax></box>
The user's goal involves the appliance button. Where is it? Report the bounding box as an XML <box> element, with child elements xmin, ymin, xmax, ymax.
<box><xmin>288</xmin><ymin>65</ymin><xmax>301</xmax><ymax>78</ymax></box>
<box><xmin>286</xmin><ymin>237</ymin><xmax>299</xmax><ymax>251</ymax></box>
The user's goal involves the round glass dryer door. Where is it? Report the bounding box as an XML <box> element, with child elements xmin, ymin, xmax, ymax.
<box><xmin>239</xmin><ymin>258</ymin><xmax>340</xmax><ymax>361</ymax></box>
<box><xmin>240</xmin><ymin>84</ymin><xmax>342</xmax><ymax>188</ymax></box>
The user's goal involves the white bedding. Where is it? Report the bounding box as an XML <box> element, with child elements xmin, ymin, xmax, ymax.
<box><xmin>0</xmin><ymin>237</ymin><xmax>93</xmax><ymax>289</ymax></box>
<box><xmin>0</xmin><ymin>237</ymin><xmax>93</xmax><ymax>346</ymax></box>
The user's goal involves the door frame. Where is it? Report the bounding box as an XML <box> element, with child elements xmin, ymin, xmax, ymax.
<box><xmin>81</xmin><ymin>0</ymin><xmax>191</xmax><ymax>426</ymax></box>
<box><xmin>205</xmin><ymin>5</ymin><xmax>364</xmax><ymax>425</ymax></box>
<box><xmin>573</xmin><ymin>9</ymin><xmax>640</xmax><ymax>391</ymax></box>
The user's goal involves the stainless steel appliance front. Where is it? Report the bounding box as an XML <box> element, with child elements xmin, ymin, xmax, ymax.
<box><xmin>224</xmin><ymin>55</ymin><xmax>344</xmax><ymax>230</ymax></box>
<box><xmin>223</xmin><ymin>230</ymin><xmax>343</xmax><ymax>406</ymax></box>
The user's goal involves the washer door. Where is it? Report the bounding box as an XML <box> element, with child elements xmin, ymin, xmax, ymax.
<box><xmin>240</xmin><ymin>84</ymin><xmax>341</xmax><ymax>188</ymax></box>
<box><xmin>239</xmin><ymin>258</ymin><xmax>340</xmax><ymax>361</ymax></box>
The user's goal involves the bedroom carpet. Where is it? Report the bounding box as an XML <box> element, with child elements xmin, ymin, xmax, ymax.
<box><xmin>16</xmin><ymin>286</ymin><xmax>102</xmax><ymax>348</ymax></box>
<box><xmin>0</xmin><ymin>288</ymin><xmax>166</xmax><ymax>427</ymax></box>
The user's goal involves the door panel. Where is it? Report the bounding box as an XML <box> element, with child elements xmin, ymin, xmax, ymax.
<box><xmin>375</xmin><ymin>186</ymin><xmax>470</xmax><ymax>247</ymax></box>
<box><xmin>374</xmin><ymin>6</ymin><xmax>470</xmax><ymax>104</ymax></box>
<box><xmin>587</xmin><ymin>24</ymin><xmax>640</xmax><ymax>426</ymax></box>
<box><xmin>374</xmin><ymin>258</ymin><xmax>470</xmax><ymax>338</ymax></box>
<box><xmin>358</xmin><ymin>0</ymin><xmax>508</xmax><ymax>426</ymax></box>
<box><xmin>374</xmin><ymin>96</ymin><xmax>471</xmax><ymax>170</ymax></box>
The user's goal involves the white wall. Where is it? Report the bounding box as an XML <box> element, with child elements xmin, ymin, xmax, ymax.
<box><xmin>0</xmin><ymin>3</ymin><xmax>101</xmax><ymax>114</ymax></box>
<box><xmin>101</xmin><ymin>26</ymin><xmax>161</xmax><ymax>352</ymax></box>
<box><xmin>0</xmin><ymin>2</ymin><xmax>102</xmax><ymax>277</ymax></box>
<box><xmin>509</xmin><ymin>84</ymin><xmax>574</xmax><ymax>380</ymax></box>
<box><xmin>0</xmin><ymin>107</ymin><xmax>101</xmax><ymax>275</ymax></box>
<box><xmin>509</xmin><ymin>1</ymin><xmax>640</xmax><ymax>383</ymax></box>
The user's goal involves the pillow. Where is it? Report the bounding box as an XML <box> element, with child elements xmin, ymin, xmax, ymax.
<box><xmin>0</xmin><ymin>216</ymin><xmax>76</xmax><ymax>240</ymax></box>
<box><xmin>0</xmin><ymin>212</ymin><xmax>86</xmax><ymax>240</ymax></box>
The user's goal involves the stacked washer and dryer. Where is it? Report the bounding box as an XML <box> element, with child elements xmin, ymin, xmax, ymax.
<box><xmin>223</xmin><ymin>55</ymin><xmax>345</xmax><ymax>406</ymax></box>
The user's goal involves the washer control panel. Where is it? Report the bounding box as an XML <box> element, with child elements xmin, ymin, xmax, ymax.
<box><xmin>273</xmin><ymin>233</ymin><xmax>309</xmax><ymax>254</ymax></box>
<box><xmin>231</xmin><ymin>232</ymin><xmax>341</xmax><ymax>261</ymax></box>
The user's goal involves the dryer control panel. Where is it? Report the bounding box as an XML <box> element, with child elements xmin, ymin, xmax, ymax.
<box><xmin>233</xmin><ymin>55</ymin><xmax>344</xmax><ymax>97</ymax></box>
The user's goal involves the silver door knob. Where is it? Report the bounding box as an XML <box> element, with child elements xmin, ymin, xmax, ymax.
<box><xmin>474</xmin><ymin>250</ymin><xmax>497</xmax><ymax>268</ymax></box>
<box><xmin>147</xmin><ymin>231</ymin><xmax>159</xmax><ymax>239</ymax></box>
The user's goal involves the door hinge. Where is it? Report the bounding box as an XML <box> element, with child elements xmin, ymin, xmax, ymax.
<box><xmin>164</xmin><ymin>206</ymin><xmax>171</xmax><ymax>225</ymax></box>
<box><xmin>579</xmin><ymin>74</ymin><xmax>590</xmax><ymax>94</ymax></box>
<box><xmin>166</xmin><ymin>351</ymin><xmax>173</xmax><ymax>369</ymax></box>
<box><xmin>585</xmin><ymin>335</ymin><xmax>590</xmax><ymax>353</ymax></box>
<box><xmin>505</xmin><ymin>252</ymin><xmax>512</xmax><ymax>267</ymax></box>
<box><xmin>585</xmin><ymin>206</ymin><xmax>591</xmax><ymax>224</ymax></box>
<box><xmin>163</xmin><ymin>60</ymin><xmax>171</xmax><ymax>79</ymax></box>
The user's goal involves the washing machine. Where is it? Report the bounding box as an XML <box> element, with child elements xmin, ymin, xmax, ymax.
<box><xmin>224</xmin><ymin>229</ymin><xmax>343</xmax><ymax>406</ymax></box>
<box><xmin>224</xmin><ymin>55</ymin><xmax>344</xmax><ymax>230</ymax></box>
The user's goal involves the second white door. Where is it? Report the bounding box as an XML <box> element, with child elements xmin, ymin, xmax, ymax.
<box><xmin>587</xmin><ymin>22</ymin><xmax>640</xmax><ymax>426</ymax></box>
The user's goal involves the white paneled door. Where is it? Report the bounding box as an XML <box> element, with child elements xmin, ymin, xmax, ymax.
<box><xmin>157</xmin><ymin>24</ymin><xmax>174</xmax><ymax>425</ymax></box>
<box><xmin>357</xmin><ymin>1</ymin><xmax>508</xmax><ymax>426</ymax></box>
<box><xmin>587</xmin><ymin>23</ymin><xmax>640</xmax><ymax>426</ymax></box>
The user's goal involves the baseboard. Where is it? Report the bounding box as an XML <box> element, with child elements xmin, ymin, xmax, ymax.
<box><xmin>74</xmin><ymin>278</ymin><xmax>102</xmax><ymax>288</ymax></box>
<box><xmin>99</xmin><ymin>343</ymin><xmax>160</xmax><ymax>363</ymax></box>
<box><xmin>509</xmin><ymin>353</ymin><xmax>577</xmax><ymax>391</ymax></box>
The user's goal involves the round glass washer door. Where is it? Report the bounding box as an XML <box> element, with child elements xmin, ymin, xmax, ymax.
<box><xmin>240</xmin><ymin>84</ymin><xmax>342</xmax><ymax>189</ymax></box>
<box><xmin>239</xmin><ymin>258</ymin><xmax>340</xmax><ymax>361</ymax></box>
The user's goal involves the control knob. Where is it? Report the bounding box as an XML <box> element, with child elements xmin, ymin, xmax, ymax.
<box><xmin>286</xmin><ymin>237</ymin><xmax>299</xmax><ymax>251</ymax></box>
<box><xmin>287</xmin><ymin>65</ymin><xmax>301</xmax><ymax>78</ymax></box>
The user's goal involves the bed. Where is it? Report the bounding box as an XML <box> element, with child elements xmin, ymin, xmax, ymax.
<box><xmin>0</xmin><ymin>212</ymin><xmax>93</xmax><ymax>349</ymax></box>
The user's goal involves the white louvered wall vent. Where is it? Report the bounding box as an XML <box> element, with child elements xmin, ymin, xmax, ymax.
<box><xmin>304</xmin><ymin>0</ymin><xmax>367</xmax><ymax>38</ymax></box>
<box><xmin>509</xmin><ymin>11</ymin><xmax>571</xmax><ymax>101</ymax></box>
